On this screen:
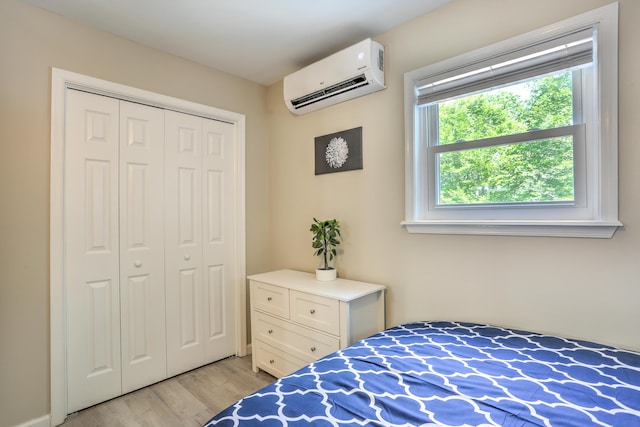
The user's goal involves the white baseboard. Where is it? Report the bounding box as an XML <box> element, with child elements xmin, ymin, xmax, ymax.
<box><xmin>13</xmin><ymin>414</ymin><xmax>50</xmax><ymax>427</ymax></box>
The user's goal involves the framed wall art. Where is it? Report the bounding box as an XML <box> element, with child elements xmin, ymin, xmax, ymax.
<box><xmin>314</xmin><ymin>126</ymin><xmax>363</xmax><ymax>175</ymax></box>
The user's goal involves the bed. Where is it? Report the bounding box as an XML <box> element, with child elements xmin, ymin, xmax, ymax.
<box><xmin>204</xmin><ymin>321</ymin><xmax>640</xmax><ymax>426</ymax></box>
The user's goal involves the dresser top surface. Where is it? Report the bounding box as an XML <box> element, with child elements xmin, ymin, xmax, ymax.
<box><xmin>248</xmin><ymin>269</ymin><xmax>386</xmax><ymax>301</ymax></box>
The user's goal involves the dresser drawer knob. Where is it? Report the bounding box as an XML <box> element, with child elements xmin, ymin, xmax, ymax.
<box><xmin>269</xmin><ymin>359</ymin><xmax>275</xmax><ymax>364</ymax></box>
<box><xmin>268</xmin><ymin>329</ymin><xmax>273</xmax><ymax>334</ymax></box>
<box><xmin>267</xmin><ymin>297</ymin><xmax>272</xmax><ymax>302</ymax></box>
<box><xmin>309</xmin><ymin>309</ymin><xmax>316</xmax><ymax>314</ymax></box>
<box><xmin>310</xmin><ymin>346</ymin><xmax>316</xmax><ymax>352</ymax></box>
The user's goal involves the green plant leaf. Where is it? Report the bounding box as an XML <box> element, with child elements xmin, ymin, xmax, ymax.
<box><xmin>310</xmin><ymin>217</ymin><xmax>342</xmax><ymax>269</ymax></box>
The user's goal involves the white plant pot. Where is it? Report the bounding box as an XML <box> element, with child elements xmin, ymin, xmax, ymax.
<box><xmin>315</xmin><ymin>268</ymin><xmax>337</xmax><ymax>281</ymax></box>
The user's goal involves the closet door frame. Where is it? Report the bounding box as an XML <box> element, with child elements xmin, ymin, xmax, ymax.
<box><xmin>50</xmin><ymin>68</ymin><xmax>247</xmax><ymax>426</ymax></box>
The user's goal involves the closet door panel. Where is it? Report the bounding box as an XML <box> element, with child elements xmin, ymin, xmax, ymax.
<box><xmin>63</xmin><ymin>85</ymin><xmax>240</xmax><ymax>417</ymax></box>
<box><xmin>65</xmin><ymin>90</ymin><xmax>122</xmax><ymax>412</ymax></box>
<box><xmin>203</xmin><ymin>120</ymin><xmax>236</xmax><ymax>362</ymax></box>
<box><xmin>119</xmin><ymin>101</ymin><xmax>167</xmax><ymax>393</ymax></box>
<box><xmin>165</xmin><ymin>111</ymin><xmax>205</xmax><ymax>376</ymax></box>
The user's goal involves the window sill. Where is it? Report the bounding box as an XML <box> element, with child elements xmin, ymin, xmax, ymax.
<box><xmin>401</xmin><ymin>220</ymin><xmax>622</xmax><ymax>238</ymax></box>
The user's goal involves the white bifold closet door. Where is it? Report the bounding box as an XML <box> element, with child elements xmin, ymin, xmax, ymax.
<box><xmin>65</xmin><ymin>90</ymin><xmax>124</xmax><ymax>412</ymax></box>
<box><xmin>118</xmin><ymin>101</ymin><xmax>167</xmax><ymax>395</ymax></box>
<box><xmin>64</xmin><ymin>90</ymin><xmax>235</xmax><ymax>413</ymax></box>
<box><xmin>164</xmin><ymin>110</ymin><xmax>236</xmax><ymax>376</ymax></box>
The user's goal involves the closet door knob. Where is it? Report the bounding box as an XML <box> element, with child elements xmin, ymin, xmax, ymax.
<box><xmin>268</xmin><ymin>329</ymin><xmax>273</xmax><ymax>334</ymax></box>
<box><xmin>267</xmin><ymin>297</ymin><xmax>272</xmax><ymax>302</ymax></box>
<box><xmin>184</xmin><ymin>254</ymin><xmax>191</xmax><ymax>261</ymax></box>
<box><xmin>310</xmin><ymin>346</ymin><xmax>316</xmax><ymax>352</ymax></box>
<box><xmin>134</xmin><ymin>260</ymin><xmax>142</xmax><ymax>268</ymax></box>
<box><xmin>269</xmin><ymin>359</ymin><xmax>275</xmax><ymax>364</ymax></box>
<box><xmin>309</xmin><ymin>309</ymin><xmax>316</xmax><ymax>314</ymax></box>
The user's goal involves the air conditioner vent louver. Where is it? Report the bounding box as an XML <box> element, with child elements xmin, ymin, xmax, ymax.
<box><xmin>283</xmin><ymin>38</ymin><xmax>386</xmax><ymax>115</ymax></box>
<box><xmin>290</xmin><ymin>74</ymin><xmax>369</xmax><ymax>109</ymax></box>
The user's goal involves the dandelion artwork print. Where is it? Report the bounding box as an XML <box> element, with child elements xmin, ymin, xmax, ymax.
<box><xmin>314</xmin><ymin>127</ymin><xmax>363</xmax><ymax>175</ymax></box>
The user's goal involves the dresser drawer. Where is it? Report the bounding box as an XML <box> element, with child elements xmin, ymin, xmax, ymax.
<box><xmin>254</xmin><ymin>340</ymin><xmax>306</xmax><ymax>378</ymax></box>
<box><xmin>290</xmin><ymin>290</ymin><xmax>340</xmax><ymax>335</ymax></box>
<box><xmin>251</xmin><ymin>280</ymin><xmax>289</xmax><ymax>318</ymax></box>
<box><xmin>254</xmin><ymin>312</ymin><xmax>339</xmax><ymax>362</ymax></box>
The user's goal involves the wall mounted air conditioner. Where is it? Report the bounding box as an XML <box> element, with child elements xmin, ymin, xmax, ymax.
<box><xmin>283</xmin><ymin>38</ymin><xmax>386</xmax><ymax>115</ymax></box>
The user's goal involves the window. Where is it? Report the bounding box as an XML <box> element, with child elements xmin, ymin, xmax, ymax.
<box><xmin>403</xmin><ymin>3</ymin><xmax>620</xmax><ymax>238</ymax></box>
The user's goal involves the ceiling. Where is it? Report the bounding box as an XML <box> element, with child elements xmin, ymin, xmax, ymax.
<box><xmin>23</xmin><ymin>0</ymin><xmax>451</xmax><ymax>86</ymax></box>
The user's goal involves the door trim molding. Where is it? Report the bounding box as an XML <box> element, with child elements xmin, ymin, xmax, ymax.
<box><xmin>50</xmin><ymin>68</ymin><xmax>247</xmax><ymax>426</ymax></box>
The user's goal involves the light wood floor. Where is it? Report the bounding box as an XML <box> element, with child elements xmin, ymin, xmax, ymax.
<box><xmin>60</xmin><ymin>356</ymin><xmax>275</xmax><ymax>427</ymax></box>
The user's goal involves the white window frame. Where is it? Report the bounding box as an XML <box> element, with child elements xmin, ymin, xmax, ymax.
<box><xmin>403</xmin><ymin>3</ymin><xmax>621</xmax><ymax>238</ymax></box>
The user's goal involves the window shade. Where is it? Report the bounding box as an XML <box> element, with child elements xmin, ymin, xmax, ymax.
<box><xmin>417</xmin><ymin>28</ymin><xmax>594</xmax><ymax>106</ymax></box>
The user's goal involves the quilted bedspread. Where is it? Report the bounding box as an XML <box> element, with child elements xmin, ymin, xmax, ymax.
<box><xmin>204</xmin><ymin>321</ymin><xmax>640</xmax><ymax>426</ymax></box>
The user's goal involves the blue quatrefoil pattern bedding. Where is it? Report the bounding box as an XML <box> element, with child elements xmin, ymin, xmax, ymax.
<box><xmin>204</xmin><ymin>321</ymin><xmax>640</xmax><ymax>427</ymax></box>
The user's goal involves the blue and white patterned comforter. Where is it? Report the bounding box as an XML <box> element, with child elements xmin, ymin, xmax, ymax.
<box><xmin>204</xmin><ymin>321</ymin><xmax>640</xmax><ymax>426</ymax></box>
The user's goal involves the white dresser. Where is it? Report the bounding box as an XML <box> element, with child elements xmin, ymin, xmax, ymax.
<box><xmin>249</xmin><ymin>269</ymin><xmax>386</xmax><ymax>377</ymax></box>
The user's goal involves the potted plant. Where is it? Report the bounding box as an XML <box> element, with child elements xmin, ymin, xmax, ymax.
<box><xmin>310</xmin><ymin>217</ymin><xmax>341</xmax><ymax>281</ymax></box>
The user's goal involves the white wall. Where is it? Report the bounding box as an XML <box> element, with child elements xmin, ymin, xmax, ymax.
<box><xmin>266</xmin><ymin>0</ymin><xmax>640</xmax><ymax>352</ymax></box>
